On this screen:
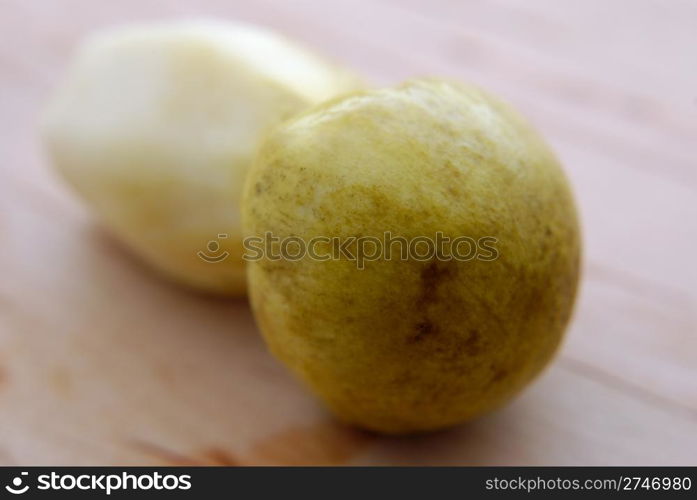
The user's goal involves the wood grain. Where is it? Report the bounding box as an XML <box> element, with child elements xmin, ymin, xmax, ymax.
<box><xmin>0</xmin><ymin>0</ymin><xmax>695</xmax><ymax>465</ymax></box>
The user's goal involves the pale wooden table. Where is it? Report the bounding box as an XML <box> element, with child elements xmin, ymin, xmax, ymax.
<box><xmin>0</xmin><ymin>0</ymin><xmax>695</xmax><ymax>465</ymax></box>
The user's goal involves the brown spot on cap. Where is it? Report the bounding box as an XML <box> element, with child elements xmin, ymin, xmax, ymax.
<box><xmin>463</xmin><ymin>329</ymin><xmax>481</xmax><ymax>356</ymax></box>
<box><xmin>416</xmin><ymin>261</ymin><xmax>452</xmax><ymax>308</ymax></box>
<box><xmin>491</xmin><ymin>367</ymin><xmax>509</xmax><ymax>384</ymax></box>
<box><xmin>409</xmin><ymin>321</ymin><xmax>438</xmax><ymax>343</ymax></box>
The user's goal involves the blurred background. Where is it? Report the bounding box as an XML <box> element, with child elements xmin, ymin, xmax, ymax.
<box><xmin>0</xmin><ymin>0</ymin><xmax>695</xmax><ymax>465</ymax></box>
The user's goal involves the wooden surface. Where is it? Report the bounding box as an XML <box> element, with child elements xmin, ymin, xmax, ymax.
<box><xmin>1</xmin><ymin>0</ymin><xmax>696</xmax><ymax>465</ymax></box>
